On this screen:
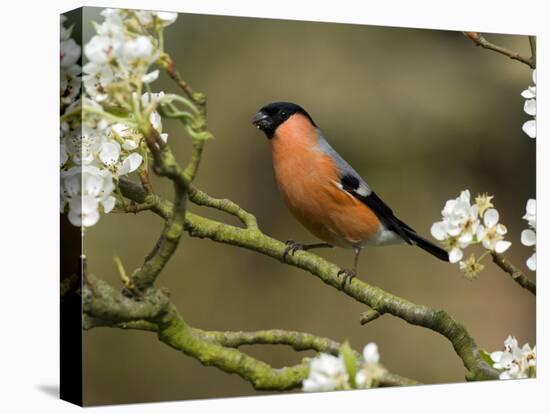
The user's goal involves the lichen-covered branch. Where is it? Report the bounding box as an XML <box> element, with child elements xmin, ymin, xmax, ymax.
<box><xmin>118</xmin><ymin>178</ymin><xmax>499</xmax><ymax>381</ymax></box>
<box><xmin>491</xmin><ymin>252</ymin><xmax>536</xmax><ymax>295</ymax></box>
<box><xmin>129</xmin><ymin>127</ymin><xmax>189</xmax><ymax>292</ymax></box>
<box><xmin>83</xmin><ymin>273</ymin><xmax>418</xmax><ymax>389</ymax></box>
<box><xmin>82</xmin><ymin>275</ymin><xmax>171</xmax><ymax>328</ymax></box>
<box><xmin>462</xmin><ymin>32</ymin><xmax>536</xmax><ymax>69</ymax></box>
<box><xmin>378</xmin><ymin>371</ymin><xmax>420</xmax><ymax>387</ymax></box>
<box><xmin>188</xmin><ymin>186</ymin><xmax>259</xmax><ymax>230</ymax></box>
<box><xmin>130</xmin><ymin>183</ymin><xmax>187</xmax><ymax>292</ymax></box>
<box><xmin>82</xmin><ymin>280</ymin><xmax>309</xmax><ymax>390</ymax></box>
<box><xmin>198</xmin><ymin>328</ymin><xmax>343</xmax><ymax>354</ymax></box>
<box><xmin>159</xmin><ymin>311</ymin><xmax>311</xmax><ymax>391</ymax></box>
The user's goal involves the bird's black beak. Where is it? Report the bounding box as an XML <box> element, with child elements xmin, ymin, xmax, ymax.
<box><xmin>251</xmin><ymin>111</ymin><xmax>272</xmax><ymax>130</ymax></box>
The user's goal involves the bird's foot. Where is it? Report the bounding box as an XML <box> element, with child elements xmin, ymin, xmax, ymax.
<box><xmin>282</xmin><ymin>240</ymin><xmax>305</xmax><ymax>262</ymax></box>
<box><xmin>337</xmin><ymin>268</ymin><xmax>356</xmax><ymax>287</ymax></box>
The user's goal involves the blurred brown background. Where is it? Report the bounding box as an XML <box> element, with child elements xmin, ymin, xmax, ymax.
<box><xmin>80</xmin><ymin>8</ymin><xmax>536</xmax><ymax>406</ymax></box>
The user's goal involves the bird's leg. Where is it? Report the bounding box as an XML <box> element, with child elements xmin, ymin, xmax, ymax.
<box><xmin>338</xmin><ymin>247</ymin><xmax>362</xmax><ymax>286</ymax></box>
<box><xmin>282</xmin><ymin>241</ymin><xmax>333</xmax><ymax>261</ymax></box>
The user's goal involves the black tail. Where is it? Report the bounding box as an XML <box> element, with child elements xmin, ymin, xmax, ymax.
<box><xmin>402</xmin><ymin>227</ymin><xmax>449</xmax><ymax>262</ymax></box>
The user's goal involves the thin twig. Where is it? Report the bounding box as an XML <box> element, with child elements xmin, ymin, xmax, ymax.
<box><xmin>491</xmin><ymin>252</ymin><xmax>536</xmax><ymax>295</ymax></box>
<box><xmin>528</xmin><ymin>36</ymin><xmax>536</xmax><ymax>67</ymax></box>
<box><xmin>160</xmin><ymin>54</ymin><xmax>204</xmax><ymax>105</ymax></box>
<box><xmin>138</xmin><ymin>169</ymin><xmax>153</xmax><ymax>193</ymax></box>
<box><xmin>462</xmin><ymin>32</ymin><xmax>535</xmax><ymax>69</ymax></box>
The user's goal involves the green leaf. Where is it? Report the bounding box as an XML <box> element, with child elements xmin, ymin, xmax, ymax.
<box><xmin>479</xmin><ymin>349</ymin><xmax>494</xmax><ymax>367</ymax></box>
<box><xmin>340</xmin><ymin>341</ymin><xmax>357</xmax><ymax>389</ymax></box>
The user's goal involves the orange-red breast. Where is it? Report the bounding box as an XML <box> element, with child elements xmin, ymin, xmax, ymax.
<box><xmin>252</xmin><ymin>102</ymin><xmax>448</xmax><ymax>279</ymax></box>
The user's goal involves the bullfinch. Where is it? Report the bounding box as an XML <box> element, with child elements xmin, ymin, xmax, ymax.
<box><xmin>252</xmin><ymin>101</ymin><xmax>448</xmax><ymax>281</ymax></box>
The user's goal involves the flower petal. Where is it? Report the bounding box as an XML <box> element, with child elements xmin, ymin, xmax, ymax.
<box><xmin>431</xmin><ymin>222</ymin><xmax>447</xmax><ymax>240</ymax></box>
<box><xmin>142</xmin><ymin>69</ymin><xmax>159</xmax><ymax>83</ymax></box>
<box><xmin>522</xmin><ymin>119</ymin><xmax>536</xmax><ymax>138</ymax></box>
<box><xmin>495</xmin><ymin>240</ymin><xmax>511</xmax><ymax>254</ymax></box>
<box><xmin>521</xmin><ymin>229</ymin><xmax>536</xmax><ymax>246</ymax></box>
<box><xmin>527</xmin><ymin>253</ymin><xmax>536</xmax><ymax>271</ymax></box>
<box><xmin>119</xmin><ymin>153</ymin><xmax>143</xmax><ymax>175</ymax></box>
<box><xmin>122</xmin><ymin>139</ymin><xmax>138</xmax><ymax>151</ymax></box>
<box><xmin>101</xmin><ymin>195</ymin><xmax>116</xmax><ymax>213</ymax></box>
<box><xmin>362</xmin><ymin>343</ymin><xmax>380</xmax><ymax>364</ymax></box>
<box><xmin>449</xmin><ymin>247</ymin><xmax>463</xmax><ymax>263</ymax></box>
<box><xmin>484</xmin><ymin>208</ymin><xmax>499</xmax><ymax>228</ymax></box>
<box><xmin>459</xmin><ymin>232</ymin><xmax>473</xmax><ymax>245</ymax></box>
<box><xmin>525</xmin><ymin>199</ymin><xmax>536</xmax><ymax>216</ymax></box>
<box><xmin>496</xmin><ymin>224</ymin><xmax>507</xmax><ymax>235</ymax></box>
<box><xmin>99</xmin><ymin>141</ymin><xmax>121</xmax><ymax>166</ymax></box>
<box><xmin>154</xmin><ymin>11</ymin><xmax>178</xmax><ymax>25</ymax></box>
<box><xmin>521</xmin><ymin>87</ymin><xmax>536</xmax><ymax>99</ymax></box>
<box><xmin>460</xmin><ymin>190</ymin><xmax>471</xmax><ymax>204</ymax></box>
<box><xmin>82</xmin><ymin>210</ymin><xmax>100</xmax><ymax>227</ymax></box>
<box><xmin>490</xmin><ymin>351</ymin><xmax>503</xmax><ymax>363</ymax></box>
<box><xmin>524</xmin><ymin>99</ymin><xmax>536</xmax><ymax>116</ymax></box>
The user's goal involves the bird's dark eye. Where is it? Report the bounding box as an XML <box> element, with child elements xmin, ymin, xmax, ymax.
<box><xmin>280</xmin><ymin>111</ymin><xmax>288</xmax><ymax>119</ymax></box>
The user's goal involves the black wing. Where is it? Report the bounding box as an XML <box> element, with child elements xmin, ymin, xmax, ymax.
<box><xmin>340</xmin><ymin>174</ymin><xmax>414</xmax><ymax>244</ymax></box>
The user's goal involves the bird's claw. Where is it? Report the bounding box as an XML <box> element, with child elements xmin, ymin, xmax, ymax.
<box><xmin>338</xmin><ymin>268</ymin><xmax>356</xmax><ymax>287</ymax></box>
<box><xmin>282</xmin><ymin>240</ymin><xmax>304</xmax><ymax>262</ymax></box>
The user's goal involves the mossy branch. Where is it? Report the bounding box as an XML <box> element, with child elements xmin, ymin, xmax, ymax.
<box><xmin>83</xmin><ymin>275</ymin><xmax>416</xmax><ymax>389</ymax></box>
<box><xmin>118</xmin><ymin>178</ymin><xmax>499</xmax><ymax>381</ymax></box>
<box><xmin>198</xmin><ymin>328</ymin><xmax>343</xmax><ymax>354</ymax></box>
<box><xmin>129</xmin><ymin>126</ymin><xmax>189</xmax><ymax>292</ymax></box>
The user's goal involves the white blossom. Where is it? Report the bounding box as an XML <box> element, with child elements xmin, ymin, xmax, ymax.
<box><xmin>135</xmin><ymin>10</ymin><xmax>179</xmax><ymax>27</ymax></box>
<box><xmin>523</xmin><ymin>198</ymin><xmax>536</xmax><ymax>228</ymax></box>
<box><xmin>120</xmin><ymin>35</ymin><xmax>154</xmax><ymax>64</ymax></box>
<box><xmin>525</xmin><ymin>252</ymin><xmax>536</xmax><ymax>272</ymax></box>
<box><xmin>61</xmin><ymin>8</ymin><xmax>177</xmax><ymax>228</ymax></box>
<box><xmin>60</xmin><ymin>116</ymin><xmax>146</xmax><ymax>226</ymax></box>
<box><xmin>140</xmin><ymin>92</ymin><xmax>169</xmax><ymax>141</ymax></box>
<box><xmin>61</xmin><ymin>166</ymin><xmax>116</xmax><ymax>227</ymax></box>
<box><xmin>60</xmin><ymin>16</ymin><xmax>81</xmax><ymax>107</ymax></box>
<box><xmin>355</xmin><ymin>343</ymin><xmax>385</xmax><ymax>389</ymax></box>
<box><xmin>82</xmin><ymin>8</ymin><xmax>174</xmax><ymax>107</ymax></box>
<box><xmin>490</xmin><ymin>336</ymin><xmax>536</xmax><ymax>380</ymax></box>
<box><xmin>154</xmin><ymin>11</ymin><xmax>179</xmax><ymax>26</ymax></box>
<box><xmin>475</xmin><ymin>208</ymin><xmax>511</xmax><ymax>254</ymax></box>
<box><xmin>432</xmin><ymin>191</ymin><xmax>513</xmax><ymax>273</ymax></box>
<box><xmin>362</xmin><ymin>342</ymin><xmax>380</xmax><ymax>364</ymax></box>
<box><xmin>521</xmin><ymin>70</ymin><xmax>536</xmax><ymax>138</ymax></box>
<box><xmin>522</xmin><ymin>120</ymin><xmax>536</xmax><ymax>139</ymax></box>
<box><xmin>521</xmin><ymin>199</ymin><xmax>536</xmax><ymax>271</ymax></box>
<box><xmin>302</xmin><ymin>353</ymin><xmax>349</xmax><ymax>392</ymax></box>
<box><xmin>431</xmin><ymin>190</ymin><xmax>480</xmax><ymax>263</ymax></box>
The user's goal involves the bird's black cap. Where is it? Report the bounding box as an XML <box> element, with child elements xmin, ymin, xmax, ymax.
<box><xmin>252</xmin><ymin>102</ymin><xmax>316</xmax><ymax>138</ymax></box>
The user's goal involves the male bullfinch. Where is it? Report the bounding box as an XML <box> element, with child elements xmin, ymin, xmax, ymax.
<box><xmin>252</xmin><ymin>101</ymin><xmax>448</xmax><ymax>281</ymax></box>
